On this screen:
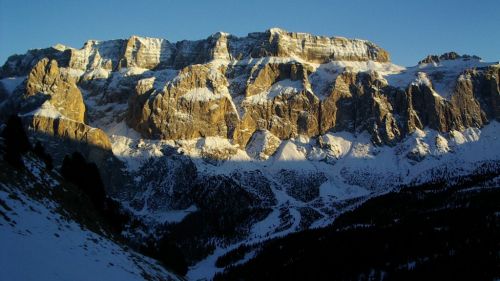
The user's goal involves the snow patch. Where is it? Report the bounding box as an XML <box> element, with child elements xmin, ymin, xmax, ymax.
<box><xmin>20</xmin><ymin>101</ymin><xmax>65</xmax><ymax>120</ymax></box>
<box><xmin>181</xmin><ymin>87</ymin><xmax>225</xmax><ymax>102</ymax></box>
<box><xmin>246</xmin><ymin>79</ymin><xmax>303</xmax><ymax>105</ymax></box>
<box><xmin>386</xmin><ymin>58</ymin><xmax>495</xmax><ymax>99</ymax></box>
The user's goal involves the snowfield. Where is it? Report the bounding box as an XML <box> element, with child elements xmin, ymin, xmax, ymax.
<box><xmin>0</xmin><ymin>158</ymin><xmax>181</xmax><ymax>281</ymax></box>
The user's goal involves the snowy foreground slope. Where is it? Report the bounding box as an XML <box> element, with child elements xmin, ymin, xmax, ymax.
<box><xmin>0</xmin><ymin>156</ymin><xmax>181</xmax><ymax>281</ymax></box>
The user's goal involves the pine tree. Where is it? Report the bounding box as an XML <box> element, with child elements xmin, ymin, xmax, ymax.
<box><xmin>61</xmin><ymin>152</ymin><xmax>106</xmax><ymax>210</ymax></box>
<box><xmin>2</xmin><ymin>115</ymin><xmax>31</xmax><ymax>168</ymax></box>
<box><xmin>33</xmin><ymin>141</ymin><xmax>53</xmax><ymax>170</ymax></box>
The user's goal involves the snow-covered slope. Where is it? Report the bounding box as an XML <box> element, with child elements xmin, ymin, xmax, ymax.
<box><xmin>0</xmin><ymin>156</ymin><xmax>181</xmax><ymax>281</ymax></box>
<box><xmin>386</xmin><ymin>55</ymin><xmax>493</xmax><ymax>99</ymax></box>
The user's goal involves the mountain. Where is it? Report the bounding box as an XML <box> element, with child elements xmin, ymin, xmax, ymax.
<box><xmin>0</xmin><ymin>28</ymin><xmax>499</xmax><ymax>280</ymax></box>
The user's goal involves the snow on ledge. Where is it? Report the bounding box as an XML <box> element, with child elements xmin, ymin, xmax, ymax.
<box><xmin>20</xmin><ymin>101</ymin><xmax>65</xmax><ymax>120</ymax></box>
<box><xmin>181</xmin><ymin>87</ymin><xmax>225</xmax><ymax>102</ymax></box>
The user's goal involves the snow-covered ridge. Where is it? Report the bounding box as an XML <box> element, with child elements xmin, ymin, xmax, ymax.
<box><xmin>107</xmin><ymin>121</ymin><xmax>500</xmax><ymax>181</ymax></box>
<box><xmin>386</xmin><ymin>57</ymin><xmax>496</xmax><ymax>99</ymax></box>
<box><xmin>20</xmin><ymin>100</ymin><xmax>66</xmax><ymax>120</ymax></box>
<box><xmin>1</xmin><ymin>29</ymin><xmax>499</xmax><ymax>280</ymax></box>
<box><xmin>1</xmin><ymin>28</ymin><xmax>390</xmax><ymax>78</ymax></box>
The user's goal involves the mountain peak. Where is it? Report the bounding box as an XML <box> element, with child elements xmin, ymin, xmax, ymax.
<box><xmin>418</xmin><ymin>52</ymin><xmax>482</xmax><ymax>65</ymax></box>
<box><xmin>267</xmin><ymin>27</ymin><xmax>287</xmax><ymax>34</ymax></box>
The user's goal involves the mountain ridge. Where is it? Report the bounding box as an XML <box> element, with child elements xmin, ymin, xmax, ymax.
<box><xmin>0</xmin><ymin>28</ymin><xmax>499</xmax><ymax>279</ymax></box>
<box><xmin>0</xmin><ymin>27</ymin><xmax>390</xmax><ymax>78</ymax></box>
<box><xmin>1</xmin><ymin>28</ymin><xmax>497</xmax><ymax>149</ymax></box>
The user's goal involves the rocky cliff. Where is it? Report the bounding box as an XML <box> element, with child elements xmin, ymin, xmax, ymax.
<box><xmin>2</xmin><ymin>29</ymin><xmax>497</xmax><ymax>150</ymax></box>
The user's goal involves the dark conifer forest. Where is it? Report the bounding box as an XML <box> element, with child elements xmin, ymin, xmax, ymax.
<box><xmin>215</xmin><ymin>169</ymin><xmax>500</xmax><ymax>281</ymax></box>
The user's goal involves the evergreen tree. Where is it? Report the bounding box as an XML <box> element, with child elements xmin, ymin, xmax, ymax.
<box><xmin>1</xmin><ymin>115</ymin><xmax>31</xmax><ymax>168</ymax></box>
<box><xmin>61</xmin><ymin>151</ymin><xmax>130</xmax><ymax>233</ymax></box>
<box><xmin>61</xmin><ymin>152</ymin><xmax>106</xmax><ymax>210</ymax></box>
<box><xmin>33</xmin><ymin>141</ymin><xmax>53</xmax><ymax>170</ymax></box>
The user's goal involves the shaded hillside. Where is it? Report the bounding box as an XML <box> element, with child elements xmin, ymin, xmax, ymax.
<box><xmin>215</xmin><ymin>167</ymin><xmax>500</xmax><ymax>281</ymax></box>
<box><xmin>0</xmin><ymin>123</ymin><xmax>183</xmax><ymax>281</ymax></box>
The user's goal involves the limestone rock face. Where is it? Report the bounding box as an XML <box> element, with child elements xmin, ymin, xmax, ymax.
<box><xmin>1</xmin><ymin>28</ymin><xmax>390</xmax><ymax>78</ymax></box>
<box><xmin>407</xmin><ymin>66</ymin><xmax>499</xmax><ymax>133</ymax></box>
<box><xmin>127</xmin><ymin>63</ymin><xmax>239</xmax><ymax>140</ymax></box>
<box><xmin>231</xmin><ymin>61</ymin><xmax>320</xmax><ymax>146</ymax></box>
<box><xmin>24</xmin><ymin>58</ymin><xmax>85</xmax><ymax>122</ymax></box>
<box><xmin>318</xmin><ymin>71</ymin><xmax>404</xmax><ymax>145</ymax></box>
<box><xmin>120</xmin><ymin>36</ymin><xmax>175</xmax><ymax>69</ymax></box>
<box><xmin>28</xmin><ymin>115</ymin><xmax>111</xmax><ymax>151</ymax></box>
<box><xmin>66</xmin><ymin>39</ymin><xmax>126</xmax><ymax>71</ymax></box>
<box><xmin>258</xmin><ymin>28</ymin><xmax>390</xmax><ymax>63</ymax></box>
<box><xmin>2</xmin><ymin>31</ymin><xmax>499</xmax><ymax>272</ymax></box>
<box><xmin>1</xmin><ymin>58</ymin><xmax>112</xmax><ymax>163</ymax></box>
<box><xmin>464</xmin><ymin>66</ymin><xmax>500</xmax><ymax>121</ymax></box>
<box><xmin>1</xmin><ymin>30</ymin><xmax>498</xmax><ymax>149</ymax></box>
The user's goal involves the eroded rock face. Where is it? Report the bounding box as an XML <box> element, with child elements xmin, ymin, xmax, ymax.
<box><xmin>123</xmin><ymin>46</ymin><xmax>497</xmax><ymax>148</ymax></box>
<box><xmin>264</xmin><ymin>28</ymin><xmax>390</xmax><ymax>63</ymax></box>
<box><xmin>229</xmin><ymin>28</ymin><xmax>390</xmax><ymax>63</ymax></box>
<box><xmin>127</xmin><ymin>64</ymin><xmax>239</xmax><ymax>140</ymax></box>
<box><xmin>1</xmin><ymin>28</ymin><xmax>390</xmax><ymax>78</ymax></box>
<box><xmin>464</xmin><ymin>67</ymin><xmax>500</xmax><ymax>121</ymax></box>
<box><xmin>28</xmin><ymin>115</ymin><xmax>111</xmax><ymax>151</ymax></box>
<box><xmin>1</xmin><ymin>30</ymin><xmax>498</xmax><ymax>149</ymax></box>
<box><xmin>1</xmin><ymin>30</ymin><xmax>499</xmax><ymax>268</ymax></box>
<box><xmin>231</xmin><ymin>62</ymin><xmax>321</xmax><ymax>146</ymax></box>
<box><xmin>24</xmin><ymin>58</ymin><xmax>86</xmax><ymax>122</ymax></box>
<box><xmin>407</xmin><ymin>67</ymin><xmax>499</xmax><ymax>133</ymax></box>
<box><xmin>319</xmin><ymin>71</ymin><xmax>405</xmax><ymax>145</ymax></box>
<box><xmin>0</xmin><ymin>57</ymin><xmax>113</xmax><ymax>168</ymax></box>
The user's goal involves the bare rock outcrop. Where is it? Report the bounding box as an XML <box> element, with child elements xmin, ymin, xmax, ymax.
<box><xmin>1</xmin><ymin>30</ymin><xmax>498</xmax><ymax>150</ymax></box>
<box><xmin>27</xmin><ymin>115</ymin><xmax>111</xmax><ymax>150</ymax></box>
<box><xmin>23</xmin><ymin>58</ymin><xmax>85</xmax><ymax>122</ymax></box>
<box><xmin>127</xmin><ymin>63</ymin><xmax>239</xmax><ymax>140</ymax></box>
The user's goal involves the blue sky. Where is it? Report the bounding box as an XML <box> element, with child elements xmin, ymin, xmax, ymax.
<box><xmin>1</xmin><ymin>0</ymin><xmax>499</xmax><ymax>66</ymax></box>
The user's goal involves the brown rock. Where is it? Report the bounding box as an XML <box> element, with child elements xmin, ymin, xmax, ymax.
<box><xmin>28</xmin><ymin>115</ymin><xmax>111</xmax><ymax>151</ymax></box>
<box><xmin>24</xmin><ymin>58</ymin><xmax>85</xmax><ymax>122</ymax></box>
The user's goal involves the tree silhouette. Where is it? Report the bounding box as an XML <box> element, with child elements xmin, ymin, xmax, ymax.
<box><xmin>61</xmin><ymin>152</ymin><xmax>106</xmax><ymax>210</ymax></box>
<box><xmin>61</xmin><ymin>151</ymin><xmax>130</xmax><ymax>233</ymax></box>
<box><xmin>2</xmin><ymin>115</ymin><xmax>31</xmax><ymax>168</ymax></box>
<box><xmin>33</xmin><ymin>141</ymin><xmax>53</xmax><ymax>170</ymax></box>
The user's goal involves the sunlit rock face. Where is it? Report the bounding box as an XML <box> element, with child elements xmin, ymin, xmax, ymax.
<box><xmin>1</xmin><ymin>28</ymin><xmax>498</xmax><ymax>153</ymax></box>
<box><xmin>3</xmin><ymin>29</ymin><xmax>497</xmax><ymax>148</ymax></box>
<box><xmin>24</xmin><ymin>58</ymin><xmax>86</xmax><ymax>122</ymax></box>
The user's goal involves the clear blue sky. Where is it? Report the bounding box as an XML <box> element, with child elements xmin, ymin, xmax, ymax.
<box><xmin>1</xmin><ymin>0</ymin><xmax>499</xmax><ymax>66</ymax></box>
